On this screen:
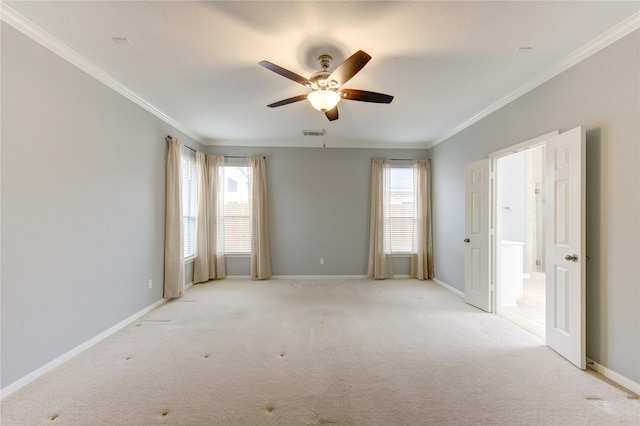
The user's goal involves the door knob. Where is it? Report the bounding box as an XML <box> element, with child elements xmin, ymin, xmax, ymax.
<box><xmin>565</xmin><ymin>254</ymin><xmax>578</xmax><ymax>262</ymax></box>
<box><xmin>464</xmin><ymin>238</ymin><xmax>470</xmax><ymax>243</ymax></box>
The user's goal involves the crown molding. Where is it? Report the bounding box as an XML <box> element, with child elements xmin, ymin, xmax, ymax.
<box><xmin>202</xmin><ymin>138</ymin><xmax>431</xmax><ymax>150</ymax></box>
<box><xmin>0</xmin><ymin>3</ymin><xmax>202</xmax><ymax>143</ymax></box>
<box><xmin>430</xmin><ymin>11</ymin><xmax>640</xmax><ymax>148</ymax></box>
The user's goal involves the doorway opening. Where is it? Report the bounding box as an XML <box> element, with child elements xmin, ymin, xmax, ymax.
<box><xmin>495</xmin><ymin>145</ymin><xmax>546</xmax><ymax>340</ymax></box>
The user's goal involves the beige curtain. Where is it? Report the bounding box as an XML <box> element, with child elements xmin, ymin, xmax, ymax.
<box><xmin>193</xmin><ymin>153</ymin><xmax>225</xmax><ymax>283</ymax></box>
<box><xmin>367</xmin><ymin>158</ymin><xmax>393</xmax><ymax>279</ymax></box>
<box><xmin>164</xmin><ymin>137</ymin><xmax>185</xmax><ymax>298</ymax></box>
<box><xmin>248</xmin><ymin>156</ymin><xmax>272</xmax><ymax>280</ymax></box>
<box><xmin>411</xmin><ymin>158</ymin><xmax>434</xmax><ymax>280</ymax></box>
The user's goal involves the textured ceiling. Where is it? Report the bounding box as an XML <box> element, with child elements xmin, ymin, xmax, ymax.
<box><xmin>3</xmin><ymin>1</ymin><xmax>639</xmax><ymax>148</ymax></box>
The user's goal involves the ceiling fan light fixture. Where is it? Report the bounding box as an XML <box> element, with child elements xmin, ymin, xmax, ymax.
<box><xmin>307</xmin><ymin>90</ymin><xmax>341</xmax><ymax>112</ymax></box>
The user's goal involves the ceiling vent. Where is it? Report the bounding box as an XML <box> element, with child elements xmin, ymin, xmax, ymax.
<box><xmin>112</xmin><ymin>37</ymin><xmax>132</xmax><ymax>45</ymax></box>
<box><xmin>303</xmin><ymin>129</ymin><xmax>326</xmax><ymax>136</ymax></box>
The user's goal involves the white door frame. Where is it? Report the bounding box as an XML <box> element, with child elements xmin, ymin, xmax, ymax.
<box><xmin>488</xmin><ymin>131</ymin><xmax>559</xmax><ymax>313</ymax></box>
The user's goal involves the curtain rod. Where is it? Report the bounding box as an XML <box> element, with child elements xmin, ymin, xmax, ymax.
<box><xmin>167</xmin><ymin>135</ymin><xmax>196</xmax><ymax>153</ymax></box>
<box><xmin>166</xmin><ymin>136</ymin><xmax>265</xmax><ymax>159</ymax></box>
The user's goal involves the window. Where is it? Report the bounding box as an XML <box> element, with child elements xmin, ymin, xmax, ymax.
<box><xmin>182</xmin><ymin>149</ymin><xmax>197</xmax><ymax>259</ymax></box>
<box><xmin>385</xmin><ymin>166</ymin><xmax>415</xmax><ymax>253</ymax></box>
<box><xmin>221</xmin><ymin>165</ymin><xmax>251</xmax><ymax>253</ymax></box>
<box><xmin>227</xmin><ymin>178</ymin><xmax>238</xmax><ymax>193</ymax></box>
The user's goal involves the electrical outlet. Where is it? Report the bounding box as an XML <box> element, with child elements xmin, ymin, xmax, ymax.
<box><xmin>320</xmin><ymin>258</ymin><xmax>325</xmax><ymax>265</ymax></box>
<box><xmin>148</xmin><ymin>279</ymin><xmax>153</xmax><ymax>289</ymax></box>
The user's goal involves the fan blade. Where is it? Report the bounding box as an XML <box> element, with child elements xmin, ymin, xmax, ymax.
<box><xmin>267</xmin><ymin>94</ymin><xmax>308</xmax><ymax>108</ymax></box>
<box><xmin>328</xmin><ymin>50</ymin><xmax>371</xmax><ymax>86</ymax></box>
<box><xmin>341</xmin><ymin>89</ymin><xmax>394</xmax><ymax>104</ymax></box>
<box><xmin>325</xmin><ymin>106</ymin><xmax>339</xmax><ymax>121</ymax></box>
<box><xmin>259</xmin><ymin>61</ymin><xmax>311</xmax><ymax>87</ymax></box>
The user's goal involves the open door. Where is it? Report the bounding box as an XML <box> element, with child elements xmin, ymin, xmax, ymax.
<box><xmin>545</xmin><ymin>126</ymin><xmax>585</xmax><ymax>369</ymax></box>
<box><xmin>464</xmin><ymin>159</ymin><xmax>492</xmax><ymax>312</ymax></box>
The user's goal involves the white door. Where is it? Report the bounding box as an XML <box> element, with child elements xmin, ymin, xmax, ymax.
<box><xmin>545</xmin><ymin>126</ymin><xmax>585</xmax><ymax>369</ymax></box>
<box><xmin>464</xmin><ymin>159</ymin><xmax>492</xmax><ymax>312</ymax></box>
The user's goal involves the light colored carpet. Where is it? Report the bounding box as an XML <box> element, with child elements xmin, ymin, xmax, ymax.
<box><xmin>2</xmin><ymin>279</ymin><xmax>638</xmax><ymax>425</ymax></box>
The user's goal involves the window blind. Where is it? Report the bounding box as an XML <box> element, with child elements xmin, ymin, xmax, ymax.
<box><xmin>182</xmin><ymin>150</ymin><xmax>197</xmax><ymax>258</ymax></box>
<box><xmin>221</xmin><ymin>166</ymin><xmax>251</xmax><ymax>253</ymax></box>
<box><xmin>386</xmin><ymin>167</ymin><xmax>415</xmax><ymax>253</ymax></box>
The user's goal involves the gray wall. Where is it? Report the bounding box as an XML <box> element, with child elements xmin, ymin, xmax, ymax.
<box><xmin>1</xmin><ymin>23</ymin><xmax>201</xmax><ymax>387</ymax></box>
<box><xmin>205</xmin><ymin>146</ymin><xmax>427</xmax><ymax>276</ymax></box>
<box><xmin>430</xmin><ymin>31</ymin><xmax>639</xmax><ymax>384</ymax></box>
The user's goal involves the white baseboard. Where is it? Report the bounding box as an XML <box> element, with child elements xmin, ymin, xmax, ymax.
<box><xmin>586</xmin><ymin>357</ymin><xmax>640</xmax><ymax>396</ymax></box>
<box><xmin>0</xmin><ymin>297</ymin><xmax>167</xmax><ymax>400</ymax></box>
<box><xmin>271</xmin><ymin>275</ymin><xmax>368</xmax><ymax>280</ymax></box>
<box><xmin>224</xmin><ymin>275</ymin><xmax>416</xmax><ymax>281</ymax></box>
<box><xmin>431</xmin><ymin>278</ymin><xmax>465</xmax><ymax>298</ymax></box>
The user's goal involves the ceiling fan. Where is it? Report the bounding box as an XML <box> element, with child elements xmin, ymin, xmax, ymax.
<box><xmin>259</xmin><ymin>50</ymin><xmax>393</xmax><ymax>121</ymax></box>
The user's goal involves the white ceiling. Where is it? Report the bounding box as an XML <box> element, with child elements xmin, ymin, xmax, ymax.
<box><xmin>3</xmin><ymin>1</ymin><xmax>639</xmax><ymax>148</ymax></box>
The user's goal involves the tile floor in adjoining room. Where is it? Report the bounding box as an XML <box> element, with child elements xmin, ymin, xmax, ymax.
<box><xmin>500</xmin><ymin>273</ymin><xmax>545</xmax><ymax>340</ymax></box>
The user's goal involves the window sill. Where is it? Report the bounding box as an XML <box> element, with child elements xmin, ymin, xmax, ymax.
<box><xmin>225</xmin><ymin>253</ymin><xmax>250</xmax><ymax>258</ymax></box>
<box><xmin>183</xmin><ymin>254</ymin><xmax>250</xmax><ymax>263</ymax></box>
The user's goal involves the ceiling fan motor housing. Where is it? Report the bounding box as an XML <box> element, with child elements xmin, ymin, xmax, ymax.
<box><xmin>309</xmin><ymin>70</ymin><xmax>336</xmax><ymax>91</ymax></box>
<box><xmin>308</xmin><ymin>55</ymin><xmax>341</xmax><ymax>91</ymax></box>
